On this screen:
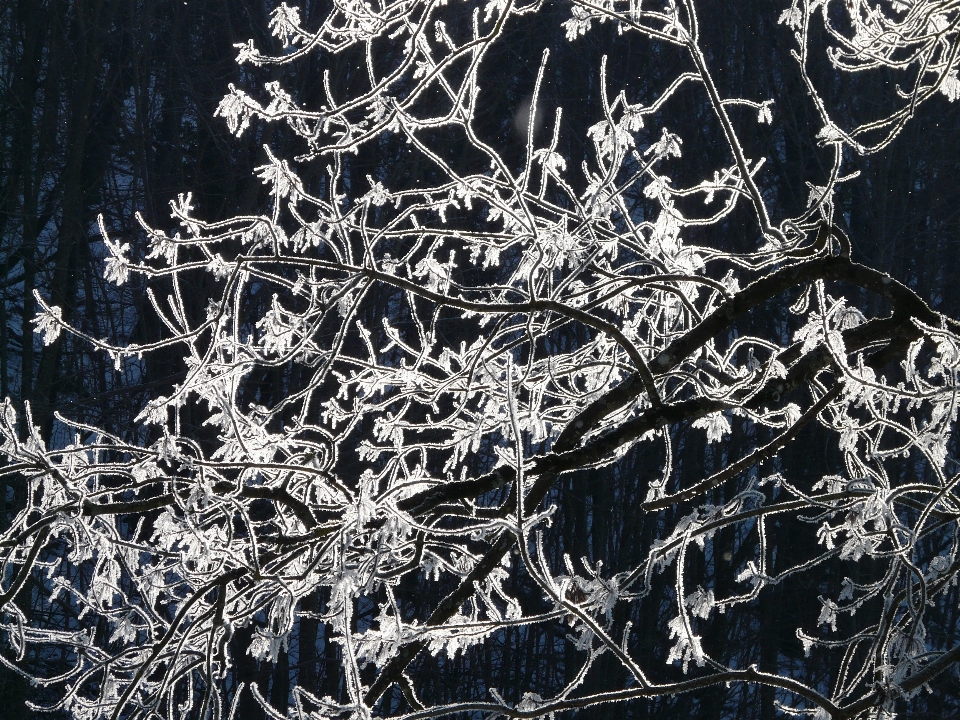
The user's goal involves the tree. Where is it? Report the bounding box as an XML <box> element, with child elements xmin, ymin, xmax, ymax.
<box><xmin>3</xmin><ymin>0</ymin><xmax>960</xmax><ymax>718</ymax></box>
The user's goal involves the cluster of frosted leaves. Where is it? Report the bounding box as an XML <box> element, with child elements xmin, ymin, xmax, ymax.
<box><xmin>781</xmin><ymin>0</ymin><xmax>960</xmax><ymax>152</ymax></box>
<box><xmin>4</xmin><ymin>1</ymin><xmax>960</xmax><ymax>719</ymax></box>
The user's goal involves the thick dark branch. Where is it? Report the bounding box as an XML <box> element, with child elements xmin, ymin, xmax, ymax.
<box><xmin>365</xmin><ymin>528</ymin><xmax>523</xmax><ymax>704</ymax></box>
<box><xmin>643</xmin><ymin>382</ymin><xmax>843</xmax><ymax>510</ymax></box>
<box><xmin>81</xmin><ymin>494</ymin><xmax>175</xmax><ymax>517</ymax></box>
<box><xmin>554</xmin><ymin>372</ymin><xmax>649</xmax><ymax>453</ymax></box>
<box><xmin>392</xmin><ymin>663</ymin><xmax>839</xmax><ymax>720</ymax></box>
<box><xmin>536</xmin><ymin>397</ymin><xmax>731</xmax><ymax>477</ymax></box>
<box><xmin>654</xmin><ymin>256</ymin><xmax>935</xmax><ymax>374</ymax></box>
<box><xmin>397</xmin><ymin>466</ymin><xmax>516</xmax><ymax>517</ymax></box>
<box><xmin>837</xmin><ymin>641</ymin><xmax>960</xmax><ymax>719</ymax></box>
<box><xmin>549</xmin><ymin>256</ymin><xmax>933</xmax><ymax>454</ymax></box>
<box><xmin>234</xmin><ymin>484</ymin><xmax>317</xmax><ymax>530</ymax></box>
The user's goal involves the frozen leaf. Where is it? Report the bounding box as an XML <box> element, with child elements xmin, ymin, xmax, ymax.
<box><xmin>666</xmin><ymin>614</ymin><xmax>705</xmax><ymax>673</ymax></box>
<box><xmin>692</xmin><ymin>411</ymin><xmax>731</xmax><ymax>443</ymax></box>
<box><xmin>757</xmin><ymin>101</ymin><xmax>774</xmax><ymax>124</ymax></box>
<box><xmin>778</xmin><ymin>6</ymin><xmax>802</xmax><ymax>30</ymax></box>
<box><xmin>33</xmin><ymin>304</ymin><xmax>62</xmax><ymax>346</ymax></box>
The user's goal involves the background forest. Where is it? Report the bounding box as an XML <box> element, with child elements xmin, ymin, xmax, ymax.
<box><xmin>3</xmin><ymin>1</ymin><xmax>960</xmax><ymax>719</ymax></box>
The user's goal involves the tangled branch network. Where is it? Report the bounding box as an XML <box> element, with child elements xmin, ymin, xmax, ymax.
<box><xmin>5</xmin><ymin>0</ymin><xmax>960</xmax><ymax>718</ymax></box>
